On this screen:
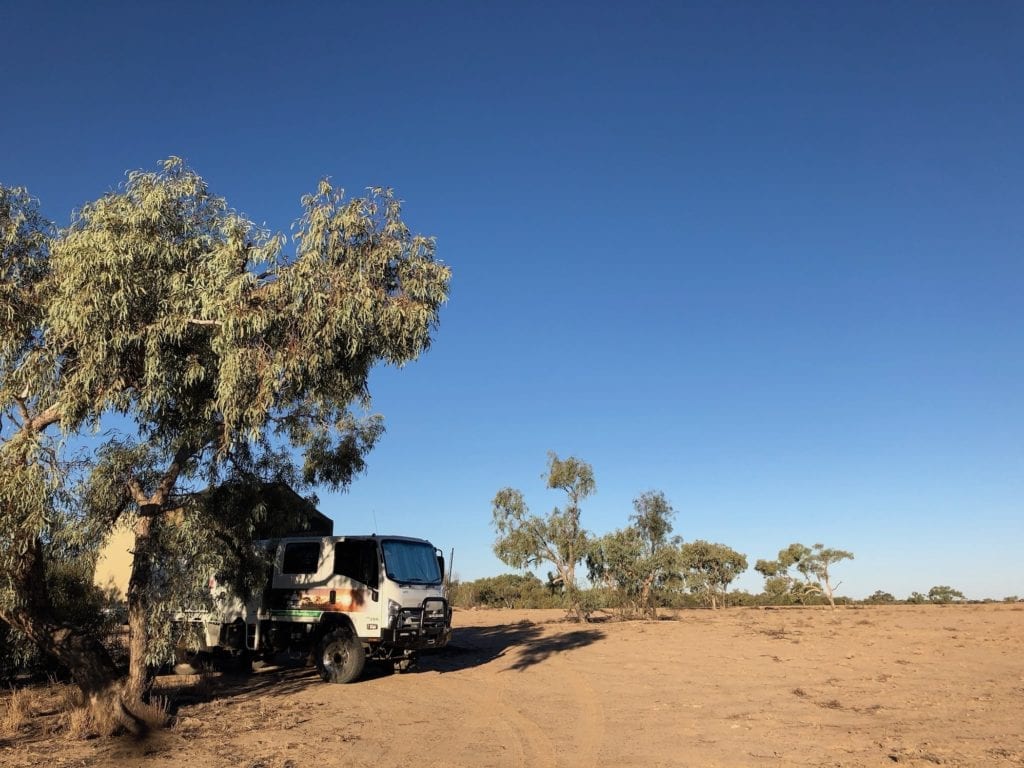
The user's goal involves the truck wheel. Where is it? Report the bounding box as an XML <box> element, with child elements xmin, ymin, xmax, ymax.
<box><xmin>316</xmin><ymin>628</ymin><xmax>365</xmax><ymax>684</ymax></box>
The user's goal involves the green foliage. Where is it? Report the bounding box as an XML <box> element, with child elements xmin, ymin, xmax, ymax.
<box><xmin>864</xmin><ymin>590</ymin><xmax>896</xmax><ymax>604</ymax></box>
<box><xmin>588</xmin><ymin>491</ymin><xmax>681</xmax><ymax>617</ymax></box>
<box><xmin>720</xmin><ymin>590</ymin><xmax>761</xmax><ymax>607</ymax></box>
<box><xmin>42</xmin><ymin>160</ymin><xmax>445</xmax><ymax>464</ymax></box>
<box><xmin>450</xmin><ymin>573</ymin><xmax>560</xmax><ymax>609</ymax></box>
<box><xmin>679</xmin><ymin>540</ymin><xmax>748</xmax><ymax>609</ymax></box>
<box><xmin>491</xmin><ymin>453</ymin><xmax>594</xmax><ymax>620</ymax></box>
<box><xmin>0</xmin><ymin>531</ymin><xmax>117</xmax><ymax>682</ymax></box>
<box><xmin>927</xmin><ymin>585</ymin><xmax>966</xmax><ymax>604</ymax></box>
<box><xmin>0</xmin><ymin>159</ymin><xmax>450</xmax><ymax>684</ymax></box>
<box><xmin>756</xmin><ymin>543</ymin><xmax>852</xmax><ymax>608</ymax></box>
<box><xmin>907</xmin><ymin>591</ymin><xmax>928</xmax><ymax>604</ymax></box>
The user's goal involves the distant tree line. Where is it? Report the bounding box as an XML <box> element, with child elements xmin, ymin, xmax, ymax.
<box><xmin>486</xmin><ymin>453</ymin><xmax>856</xmax><ymax>619</ymax></box>
<box><xmin>479</xmin><ymin>453</ymin><xmax>1014</xmax><ymax>617</ymax></box>
<box><xmin>449</xmin><ymin>576</ymin><xmax>1001</xmax><ymax>612</ymax></box>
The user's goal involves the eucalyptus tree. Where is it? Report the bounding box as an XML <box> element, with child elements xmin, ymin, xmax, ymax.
<box><xmin>0</xmin><ymin>160</ymin><xmax>449</xmax><ymax>710</ymax></box>
<box><xmin>757</xmin><ymin>543</ymin><xmax>853</xmax><ymax>608</ymax></box>
<box><xmin>927</xmin><ymin>585</ymin><xmax>965</xmax><ymax>604</ymax></box>
<box><xmin>754</xmin><ymin>557</ymin><xmax>796</xmax><ymax>604</ymax></box>
<box><xmin>679</xmin><ymin>540</ymin><xmax>748</xmax><ymax>609</ymax></box>
<box><xmin>492</xmin><ymin>453</ymin><xmax>595</xmax><ymax>621</ymax></box>
<box><xmin>865</xmin><ymin>590</ymin><xmax>896</xmax><ymax>604</ymax></box>
<box><xmin>588</xmin><ymin>491</ymin><xmax>681</xmax><ymax>617</ymax></box>
<box><xmin>0</xmin><ymin>185</ymin><xmax>123</xmax><ymax>697</ymax></box>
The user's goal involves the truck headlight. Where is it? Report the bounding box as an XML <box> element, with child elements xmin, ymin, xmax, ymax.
<box><xmin>387</xmin><ymin>599</ymin><xmax>402</xmax><ymax>628</ymax></box>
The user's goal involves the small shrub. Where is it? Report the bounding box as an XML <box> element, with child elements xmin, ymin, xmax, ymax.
<box><xmin>2</xmin><ymin>687</ymin><xmax>33</xmax><ymax>734</ymax></box>
<box><xmin>65</xmin><ymin>706</ymin><xmax>92</xmax><ymax>740</ymax></box>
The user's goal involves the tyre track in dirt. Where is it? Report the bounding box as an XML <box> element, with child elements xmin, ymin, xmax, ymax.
<box><xmin>423</xmin><ymin>617</ymin><xmax>607</xmax><ymax>767</ymax></box>
<box><xmin>489</xmin><ymin>621</ymin><xmax>607</xmax><ymax>767</ymax></box>
<box><xmin>538</xmin><ymin>648</ymin><xmax>606</xmax><ymax>766</ymax></box>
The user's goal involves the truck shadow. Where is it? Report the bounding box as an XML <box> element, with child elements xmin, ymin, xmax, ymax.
<box><xmin>423</xmin><ymin>621</ymin><xmax>605</xmax><ymax>673</ymax></box>
<box><xmin>160</xmin><ymin>621</ymin><xmax>605</xmax><ymax>707</ymax></box>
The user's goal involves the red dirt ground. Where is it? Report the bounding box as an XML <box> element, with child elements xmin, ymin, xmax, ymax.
<box><xmin>2</xmin><ymin>604</ymin><xmax>1022</xmax><ymax>767</ymax></box>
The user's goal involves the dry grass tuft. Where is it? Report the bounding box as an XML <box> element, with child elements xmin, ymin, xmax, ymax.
<box><xmin>62</xmin><ymin>692</ymin><xmax>171</xmax><ymax>740</ymax></box>
<box><xmin>2</xmin><ymin>687</ymin><xmax>34</xmax><ymax>735</ymax></box>
<box><xmin>88</xmin><ymin>698</ymin><xmax>124</xmax><ymax>739</ymax></box>
<box><xmin>138</xmin><ymin>695</ymin><xmax>172</xmax><ymax>730</ymax></box>
<box><xmin>62</xmin><ymin>691</ymin><xmax>119</xmax><ymax>741</ymax></box>
<box><xmin>64</xmin><ymin>705</ymin><xmax>93</xmax><ymax>740</ymax></box>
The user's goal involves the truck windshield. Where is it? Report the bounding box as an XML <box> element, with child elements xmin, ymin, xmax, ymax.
<box><xmin>381</xmin><ymin>540</ymin><xmax>441</xmax><ymax>585</ymax></box>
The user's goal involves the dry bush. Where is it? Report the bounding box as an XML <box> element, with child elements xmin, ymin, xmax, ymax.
<box><xmin>62</xmin><ymin>690</ymin><xmax>171</xmax><ymax>740</ymax></box>
<box><xmin>57</xmin><ymin>682</ymin><xmax>83</xmax><ymax>711</ymax></box>
<box><xmin>2</xmin><ymin>687</ymin><xmax>34</xmax><ymax>734</ymax></box>
<box><xmin>62</xmin><ymin>692</ymin><xmax>120</xmax><ymax>741</ymax></box>
<box><xmin>65</xmin><ymin>705</ymin><xmax>93</xmax><ymax>740</ymax></box>
<box><xmin>138</xmin><ymin>695</ymin><xmax>172</xmax><ymax>730</ymax></box>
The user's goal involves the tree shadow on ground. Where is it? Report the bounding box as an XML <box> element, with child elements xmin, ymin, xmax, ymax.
<box><xmin>424</xmin><ymin>621</ymin><xmax>604</xmax><ymax>674</ymax></box>
<box><xmin>156</xmin><ymin>661</ymin><xmax>322</xmax><ymax>709</ymax></box>
<box><xmin>156</xmin><ymin>620</ymin><xmax>605</xmax><ymax>711</ymax></box>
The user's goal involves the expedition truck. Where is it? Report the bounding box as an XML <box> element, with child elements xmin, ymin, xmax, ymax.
<box><xmin>180</xmin><ymin>534</ymin><xmax>452</xmax><ymax>683</ymax></box>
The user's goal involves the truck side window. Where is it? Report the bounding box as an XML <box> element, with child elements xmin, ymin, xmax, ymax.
<box><xmin>334</xmin><ymin>540</ymin><xmax>379</xmax><ymax>588</ymax></box>
<box><xmin>282</xmin><ymin>542</ymin><xmax>321</xmax><ymax>574</ymax></box>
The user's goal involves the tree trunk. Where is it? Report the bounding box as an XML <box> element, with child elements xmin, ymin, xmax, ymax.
<box><xmin>823</xmin><ymin>579</ymin><xmax>836</xmax><ymax>609</ymax></box>
<box><xmin>2</xmin><ymin>609</ymin><xmax>121</xmax><ymax>696</ymax></box>
<box><xmin>1</xmin><ymin>536</ymin><xmax>122</xmax><ymax>696</ymax></box>
<box><xmin>126</xmin><ymin>514</ymin><xmax>155</xmax><ymax>701</ymax></box>
<box><xmin>561</xmin><ymin>563</ymin><xmax>587</xmax><ymax>622</ymax></box>
<box><xmin>639</xmin><ymin>577</ymin><xmax>655</xmax><ymax>618</ymax></box>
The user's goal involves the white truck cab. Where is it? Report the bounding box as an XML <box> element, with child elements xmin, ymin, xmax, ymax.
<box><xmin>192</xmin><ymin>534</ymin><xmax>452</xmax><ymax>683</ymax></box>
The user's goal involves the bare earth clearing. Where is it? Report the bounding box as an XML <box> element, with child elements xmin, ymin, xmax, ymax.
<box><xmin>2</xmin><ymin>605</ymin><xmax>1022</xmax><ymax>767</ymax></box>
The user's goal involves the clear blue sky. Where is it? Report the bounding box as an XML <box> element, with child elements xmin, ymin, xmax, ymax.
<box><xmin>2</xmin><ymin>2</ymin><xmax>1021</xmax><ymax>599</ymax></box>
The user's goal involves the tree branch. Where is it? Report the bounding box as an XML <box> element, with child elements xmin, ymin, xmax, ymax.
<box><xmin>127</xmin><ymin>442</ymin><xmax>206</xmax><ymax>513</ymax></box>
<box><xmin>126</xmin><ymin>478</ymin><xmax>149</xmax><ymax>507</ymax></box>
<box><xmin>152</xmin><ymin>444</ymin><xmax>199</xmax><ymax>506</ymax></box>
<box><xmin>27</xmin><ymin>404</ymin><xmax>61</xmax><ymax>434</ymax></box>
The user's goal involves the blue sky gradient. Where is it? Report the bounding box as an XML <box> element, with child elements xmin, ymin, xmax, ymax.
<box><xmin>2</xmin><ymin>2</ymin><xmax>1021</xmax><ymax>598</ymax></box>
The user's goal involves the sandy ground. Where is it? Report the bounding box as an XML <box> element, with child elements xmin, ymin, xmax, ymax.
<box><xmin>2</xmin><ymin>604</ymin><xmax>1023</xmax><ymax>767</ymax></box>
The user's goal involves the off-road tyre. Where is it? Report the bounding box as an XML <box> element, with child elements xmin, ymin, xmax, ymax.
<box><xmin>316</xmin><ymin>628</ymin><xmax>365</xmax><ymax>684</ymax></box>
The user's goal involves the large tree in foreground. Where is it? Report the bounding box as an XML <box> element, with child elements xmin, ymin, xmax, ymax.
<box><xmin>0</xmin><ymin>161</ymin><xmax>450</xmax><ymax>715</ymax></box>
<box><xmin>492</xmin><ymin>453</ymin><xmax>595</xmax><ymax>621</ymax></box>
